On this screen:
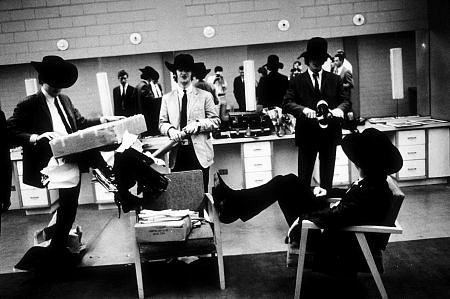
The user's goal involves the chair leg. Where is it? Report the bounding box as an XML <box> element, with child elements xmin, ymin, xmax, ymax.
<box><xmin>134</xmin><ymin>240</ymin><xmax>145</xmax><ymax>299</ymax></box>
<box><xmin>216</xmin><ymin>245</ymin><xmax>226</xmax><ymax>290</ymax></box>
<box><xmin>355</xmin><ymin>233</ymin><xmax>388</xmax><ymax>299</ymax></box>
<box><xmin>294</xmin><ymin>228</ymin><xmax>309</xmax><ymax>299</ymax></box>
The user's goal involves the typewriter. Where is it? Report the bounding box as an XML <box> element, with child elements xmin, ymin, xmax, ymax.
<box><xmin>213</xmin><ymin>111</ymin><xmax>273</xmax><ymax>138</ymax></box>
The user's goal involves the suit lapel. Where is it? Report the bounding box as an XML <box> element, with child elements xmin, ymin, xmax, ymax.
<box><xmin>321</xmin><ymin>71</ymin><xmax>328</xmax><ymax>93</ymax></box>
<box><xmin>58</xmin><ymin>95</ymin><xmax>76</xmax><ymax>131</ymax></box>
<box><xmin>303</xmin><ymin>72</ymin><xmax>315</xmax><ymax>92</ymax></box>
<box><xmin>36</xmin><ymin>91</ymin><xmax>53</xmax><ymax>129</ymax></box>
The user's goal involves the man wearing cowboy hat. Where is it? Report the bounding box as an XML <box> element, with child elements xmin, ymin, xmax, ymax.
<box><xmin>283</xmin><ymin>37</ymin><xmax>351</xmax><ymax>193</ymax></box>
<box><xmin>160</xmin><ymin>54</ymin><xmax>220</xmax><ymax>191</ymax></box>
<box><xmin>134</xmin><ymin>65</ymin><xmax>163</xmax><ymax>136</ymax></box>
<box><xmin>193</xmin><ymin>62</ymin><xmax>219</xmax><ymax>105</ymax></box>
<box><xmin>7</xmin><ymin>55</ymin><xmax>122</xmax><ymax>266</ymax></box>
<box><xmin>212</xmin><ymin>128</ymin><xmax>403</xmax><ymax>270</ymax></box>
<box><xmin>257</xmin><ymin>54</ymin><xmax>289</xmax><ymax>108</ymax></box>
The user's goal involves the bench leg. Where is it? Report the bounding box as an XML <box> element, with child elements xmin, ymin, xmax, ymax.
<box><xmin>355</xmin><ymin>233</ymin><xmax>388</xmax><ymax>299</ymax></box>
<box><xmin>294</xmin><ymin>228</ymin><xmax>309</xmax><ymax>299</ymax></box>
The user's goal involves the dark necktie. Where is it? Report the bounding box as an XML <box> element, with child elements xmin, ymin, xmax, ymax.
<box><xmin>54</xmin><ymin>97</ymin><xmax>73</xmax><ymax>134</ymax></box>
<box><xmin>313</xmin><ymin>73</ymin><xmax>321</xmax><ymax>101</ymax></box>
<box><xmin>121</xmin><ymin>85</ymin><xmax>126</xmax><ymax>110</ymax></box>
<box><xmin>180</xmin><ymin>89</ymin><xmax>187</xmax><ymax>129</ymax></box>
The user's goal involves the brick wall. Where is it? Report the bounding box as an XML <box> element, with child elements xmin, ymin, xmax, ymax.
<box><xmin>0</xmin><ymin>0</ymin><xmax>428</xmax><ymax>65</ymax></box>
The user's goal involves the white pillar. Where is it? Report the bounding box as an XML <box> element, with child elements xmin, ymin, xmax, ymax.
<box><xmin>96</xmin><ymin>72</ymin><xmax>113</xmax><ymax>116</ymax></box>
<box><xmin>390</xmin><ymin>48</ymin><xmax>404</xmax><ymax>100</ymax></box>
<box><xmin>243</xmin><ymin>60</ymin><xmax>256</xmax><ymax>111</ymax></box>
<box><xmin>24</xmin><ymin>78</ymin><xmax>38</xmax><ymax>96</ymax></box>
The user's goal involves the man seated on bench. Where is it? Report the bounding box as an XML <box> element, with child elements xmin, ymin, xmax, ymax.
<box><xmin>212</xmin><ymin>128</ymin><xmax>403</xmax><ymax>272</ymax></box>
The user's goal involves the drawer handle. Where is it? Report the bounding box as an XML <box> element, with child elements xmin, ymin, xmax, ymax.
<box><xmin>407</xmin><ymin>137</ymin><xmax>417</xmax><ymax>140</ymax></box>
<box><xmin>255</xmin><ymin>179</ymin><xmax>264</xmax><ymax>182</ymax></box>
<box><xmin>253</xmin><ymin>163</ymin><xmax>263</xmax><ymax>166</ymax></box>
<box><xmin>30</xmin><ymin>196</ymin><xmax>40</xmax><ymax>199</ymax></box>
<box><xmin>407</xmin><ymin>168</ymin><xmax>417</xmax><ymax>171</ymax></box>
<box><xmin>407</xmin><ymin>151</ymin><xmax>417</xmax><ymax>154</ymax></box>
<box><xmin>253</xmin><ymin>148</ymin><xmax>262</xmax><ymax>151</ymax></box>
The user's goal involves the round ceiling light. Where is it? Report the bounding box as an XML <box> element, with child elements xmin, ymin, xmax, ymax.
<box><xmin>353</xmin><ymin>14</ymin><xmax>365</xmax><ymax>26</ymax></box>
<box><xmin>203</xmin><ymin>26</ymin><xmax>215</xmax><ymax>38</ymax></box>
<box><xmin>56</xmin><ymin>39</ymin><xmax>69</xmax><ymax>51</ymax></box>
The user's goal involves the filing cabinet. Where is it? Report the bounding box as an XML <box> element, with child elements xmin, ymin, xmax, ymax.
<box><xmin>395</xmin><ymin>130</ymin><xmax>426</xmax><ymax>180</ymax></box>
<box><xmin>242</xmin><ymin>141</ymin><xmax>273</xmax><ymax>188</ymax></box>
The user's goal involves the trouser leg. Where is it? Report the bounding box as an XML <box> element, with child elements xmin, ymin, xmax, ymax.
<box><xmin>173</xmin><ymin>144</ymin><xmax>209</xmax><ymax>192</ymax></box>
<box><xmin>298</xmin><ymin>143</ymin><xmax>318</xmax><ymax>187</ymax></box>
<box><xmin>50</xmin><ymin>183</ymin><xmax>81</xmax><ymax>250</ymax></box>
<box><xmin>318</xmin><ymin>142</ymin><xmax>337</xmax><ymax>191</ymax></box>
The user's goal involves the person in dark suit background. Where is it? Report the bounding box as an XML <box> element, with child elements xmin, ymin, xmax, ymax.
<box><xmin>257</xmin><ymin>55</ymin><xmax>289</xmax><ymax>108</ymax></box>
<box><xmin>193</xmin><ymin>62</ymin><xmax>219</xmax><ymax>105</ymax></box>
<box><xmin>7</xmin><ymin>56</ymin><xmax>122</xmax><ymax>269</ymax></box>
<box><xmin>212</xmin><ymin>128</ymin><xmax>403</xmax><ymax>271</ymax></box>
<box><xmin>134</xmin><ymin>66</ymin><xmax>162</xmax><ymax>136</ymax></box>
<box><xmin>283</xmin><ymin>37</ymin><xmax>351</xmax><ymax>192</ymax></box>
<box><xmin>112</xmin><ymin>69</ymin><xmax>135</xmax><ymax>117</ymax></box>
<box><xmin>0</xmin><ymin>106</ymin><xmax>12</xmax><ymax>235</ymax></box>
<box><xmin>331</xmin><ymin>53</ymin><xmax>354</xmax><ymax>99</ymax></box>
<box><xmin>233</xmin><ymin>65</ymin><xmax>246</xmax><ymax>111</ymax></box>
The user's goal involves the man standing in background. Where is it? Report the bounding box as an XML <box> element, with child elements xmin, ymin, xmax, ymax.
<box><xmin>113</xmin><ymin>70</ymin><xmax>135</xmax><ymax>117</ymax></box>
<box><xmin>332</xmin><ymin>53</ymin><xmax>354</xmax><ymax>99</ymax></box>
<box><xmin>233</xmin><ymin>66</ymin><xmax>246</xmax><ymax>111</ymax></box>
<box><xmin>258</xmin><ymin>55</ymin><xmax>289</xmax><ymax>108</ymax></box>
<box><xmin>207</xmin><ymin>66</ymin><xmax>229</xmax><ymax>110</ymax></box>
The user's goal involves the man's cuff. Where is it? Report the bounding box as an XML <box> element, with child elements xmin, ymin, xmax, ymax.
<box><xmin>30</xmin><ymin>134</ymin><xmax>38</xmax><ymax>145</ymax></box>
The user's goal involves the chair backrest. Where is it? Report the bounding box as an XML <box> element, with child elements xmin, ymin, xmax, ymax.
<box><xmin>377</xmin><ymin>176</ymin><xmax>405</xmax><ymax>249</ymax></box>
<box><xmin>143</xmin><ymin>170</ymin><xmax>204</xmax><ymax>211</ymax></box>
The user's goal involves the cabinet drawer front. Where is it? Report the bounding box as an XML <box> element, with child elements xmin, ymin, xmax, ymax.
<box><xmin>94</xmin><ymin>182</ymin><xmax>115</xmax><ymax>203</ymax></box>
<box><xmin>397</xmin><ymin>130</ymin><xmax>425</xmax><ymax>146</ymax></box>
<box><xmin>335</xmin><ymin>146</ymin><xmax>349</xmax><ymax>166</ymax></box>
<box><xmin>244</xmin><ymin>156</ymin><xmax>272</xmax><ymax>172</ymax></box>
<box><xmin>333</xmin><ymin>165</ymin><xmax>350</xmax><ymax>185</ymax></box>
<box><xmin>399</xmin><ymin>144</ymin><xmax>425</xmax><ymax>160</ymax></box>
<box><xmin>21</xmin><ymin>189</ymin><xmax>48</xmax><ymax>207</ymax></box>
<box><xmin>245</xmin><ymin>171</ymin><xmax>272</xmax><ymax>188</ymax></box>
<box><xmin>243</xmin><ymin>141</ymin><xmax>271</xmax><ymax>157</ymax></box>
<box><xmin>398</xmin><ymin>160</ymin><xmax>426</xmax><ymax>178</ymax></box>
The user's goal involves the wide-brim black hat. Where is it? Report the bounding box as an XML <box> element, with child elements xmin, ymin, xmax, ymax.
<box><xmin>31</xmin><ymin>55</ymin><xmax>78</xmax><ymax>88</ymax></box>
<box><xmin>341</xmin><ymin>128</ymin><xmax>403</xmax><ymax>175</ymax></box>
<box><xmin>165</xmin><ymin>54</ymin><xmax>195</xmax><ymax>73</ymax></box>
<box><xmin>299</xmin><ymin>37</ymin><xmax>332</xmax><ymax>62</ymax></box>
<box><xmin>193</xmin><ymin>62</ymin><xmax>210</xmax><ymax>80</ymax></box>
<box><xmin>139</xmin><ymin>66</ymin><xmax>159</xmax><ymax>80</ymax></box>
<box><xmin>264</xmin><ymin>54</ymin><xmax>283</xmax><ymax>70</ymax></box>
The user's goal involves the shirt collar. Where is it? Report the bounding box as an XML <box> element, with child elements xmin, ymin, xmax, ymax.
<box><xmin>307</xmin><ymin>68</ymin><xmax>323</xmax><ymax>78</ymax></box>
<box><xmin>41</xmin><ymin>86</ymin><xmax>55</xmax><ymax>102</ymax></box>
<box><xmin>177</xmin><ymin>83</ymin><xmax>193</xmax><ymax>95</ymax></box>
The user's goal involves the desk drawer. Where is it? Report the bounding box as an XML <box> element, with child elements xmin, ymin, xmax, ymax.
<box><xmin>335</xmin><ymin>146</ymin><xmax>349</xmax><ymax>166</ymax></box>
<box><xmin>245</xmin><ymin>171</ymin><xmax>272</xmax><ymax>188</ymax></box>
<box><xmin>397</xmin><ymin>130</ymin><xmax>425</xmax><ymax>146</ymax></box>
<box><xmin>333</xmin><ymin>165</ymin><xmax>349</xmax><ymax>185</ymax></box>
<box><xmin>244</xmin><ymin>156</ymin><xmax>272</xmax><ymax>172</ymax></box>
<box><xmin>398</xmin><ymin>160</ymin><xmax>426</xmax><ymax>179</ymax></box>
<box><xmin>243</xmin><ymin>141</ymin><xmax>271</xmax><ymax>157</ymax></box>
<box><xmin>399</xmin><ymin>144</ymin><xmax>425</xmax><ymax>161</ymax></box>
<box><xmin>21</xmin><ymin>188</ymin><xmax>48</xmax><ymax>207</ymax></box>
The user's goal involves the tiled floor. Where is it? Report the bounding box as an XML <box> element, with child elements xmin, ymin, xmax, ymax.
<box><xmin>1</xmin><ymin>183</ymin><xmax>449</xmax><ymax>274</ymax></box>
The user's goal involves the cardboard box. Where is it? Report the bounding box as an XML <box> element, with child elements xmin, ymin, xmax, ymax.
<box><xmin>135</xmin><ymin>214</ymin><xmax>192</xmax><ymax>243</ymax></box>
<box><xmin>50</xmin><ymin>114</ymin><xmax>147</xmax><ymax>158</ymax></box>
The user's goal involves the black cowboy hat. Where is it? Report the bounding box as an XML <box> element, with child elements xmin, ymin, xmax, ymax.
<box><xmin>165</xmin><ymin>54</ymin><xmax>195</xmax><ymax>73</ymax></box>
<box><xmin>341</xmin><ymin>128</ymin><xmax>403</xmax><ymax>175</ymax></box>
<box><xmin>139</xmin><ymin>66</ymin><xmax>159</xmax><ymax>80</ymax></box>
<box><xmin>264</xmin><ymin>54</ymin><xmax>283</xmax><ymax>70</ymax></box>
<box><xmin>193</xmin><ymin>62</ymin><xmax>211</xmax><ymax>80</ymax></box>
<box><xmin>298</xmin><ymin>37</ymin><xmax>332</xmax><ymax>62</ymax></box>
<box><xmin>31</xmin><ymin>55</ymin><xmax>78</xmax><ymax>88</ymax></box>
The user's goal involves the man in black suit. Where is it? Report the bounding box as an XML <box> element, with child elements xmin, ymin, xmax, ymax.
<box><xmin>7</xmin><ymin>56</ymin><xmax>122</xmax><ymax>266</ymax></box>
<box><xmin>258</xmin><ymin>55</ymin><xmax>289</xmax><ymax>108</ymax></box>
<box><xmin>113</xmin><ymin>69</ymin><xmax>135</xmax><ymax>117</ymax></box>
<box><xmin>0</xmin><ymin>107</ymin><xmax>11</xmax><ymax>235</ymax></box>
<box><xmin>283</xmin><ymin>37</ymin><xmax>351</xmax><ymax>191</ymax></box>
<box><xmin>233</xmin><ymin>65</ymin><xmax>246</xmax><ymax>111</ymax></box>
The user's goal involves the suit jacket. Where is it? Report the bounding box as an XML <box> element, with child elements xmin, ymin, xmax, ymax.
<box><xmin>134</xmin><ymin>80</ymin><xmax>162</xmax><ymax>135</ymax></box>
<box><xmin>159</xmin><ymin>86</ymin><xmax>220</xmax><ymax>168</ymax></box>
<box><xmin>233</xmin><ymin>76</ymin><xmax>246</xmax><ymax>111</ymax></box>
<box><xmin>283</xmin><ymin>70</ymin><xmax>351</xmax><ymax>144</ymax></box>
<box><xmin>7</xmin><ymin>91</ymin><xmax>101</xmax><ymax>188</ymax></box>
<box><xmin>113</xmin><ymin>84</ymin><xmax>136</xmax><ymax>117</ymax></box>
<box><xmin>0</xmin><ymin>109</ymin><xmax>11</xmax><ymax>213</ymax></box>
<box><xmin>258</xmin><ymin>71</ymin><xmax>289</xmax><ymax>108</ymax></box>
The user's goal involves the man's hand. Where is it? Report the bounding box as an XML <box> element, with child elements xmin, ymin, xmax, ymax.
<box><xmin>1</xmin><ymin>199</ymin><xmax>11</xmax><ymax>212</ymax></box>
<box><xmin>168</xmin><ymin>128</ymin><xmax>184</xmax><ymax>142</ymax></box>
<box><xmin>101</xmin><ymin>116</ymin><xmax>126</xmax><ymax>123</ymax></box>
<box><xmin>313</xmin><ymin>186</ymin><xmax>327</xmax><ymax>198</ymax></box>
<box><xmin>37</xmin><ymin>132</ymin><xmax>61</xmax><ymax>142</ymax></box>
<box><xmin>302</xmin><ymin>107</ymin><xmax>316</xmax><ymax>118</ymax></box>
<box><xmin>183</xmin><ymin>122</ymin><xmax>200</xmax><ymax>135</ymax></box>
<box><xmin>330</xmin><ymin>108</ymin><xmax>344</xmax><ymax>118</ymax></box>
